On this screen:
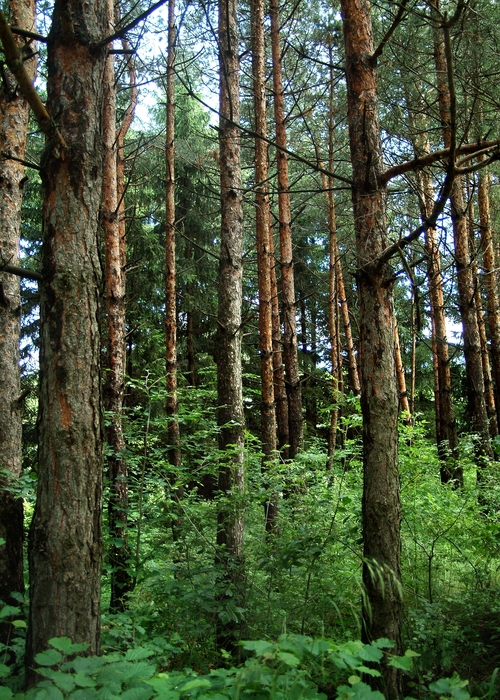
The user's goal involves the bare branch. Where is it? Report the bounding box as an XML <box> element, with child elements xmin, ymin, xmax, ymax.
<box><xmin>10</xmin><ymin>26</ymin><xmax>47</xmax><ymax>42</ymax></box>
<box><xmin>0</xmin><ymin>11</ymin><xmax>67</xmax><ymax>152</ymax></box>
<box><xmin>372</xmin><ymin>0</ymin><xmax>409</xmax><ymax>64</ymax></box>
<box><xmin>97</xmin><ymin>0</ymin><xmax>168</xmax><ymax>47</ymax></box>
<box><xmin>0</xmin><ymin>263</ymin><xmax>42</xmax><ymax>282</ymax></box>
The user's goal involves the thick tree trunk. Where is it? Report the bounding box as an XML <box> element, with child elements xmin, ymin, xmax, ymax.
<box><xmin>216</xmin><ymin>0</ymin><xmax>245</xmax><ymax>654</ymax></box>
<box><xmin>165</xmin><ymin>0</ymin><xmax>181</xmax><ymax>470</ymax></box>
<box><xmin>27</xmin><ymin>0</ymin><xmax>107</xmax><ymax>672</ymax></box>
<box><xmin>339</xmin><ymin>0</ymin><xmax>403</xmax><ymax>695</ymax></box>
<box><xmin>0</xmin><ymin>0</ymin><xmax>35</xmax><ymax>631</ymax></box>
<box><xmin>251</xmin><ymin>0</ymin><xmax>277</xmax><ymax>531</ymax></box>
<box><xmin>269</xmin><ymin>0</ymin><xmax>302</xmax><ymax>458</ymax></box>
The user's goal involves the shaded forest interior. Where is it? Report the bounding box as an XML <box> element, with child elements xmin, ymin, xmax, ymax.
<box><xmin>2</xmin><ymin>0</ymin><xmax>500</xmax><ymax>697</ymax></box>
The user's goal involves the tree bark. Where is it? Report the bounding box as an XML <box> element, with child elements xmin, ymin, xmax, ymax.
<box><xmin>165</xmin><ymin>0</ymin><xmax>181</xmax><ymax>470</ymax></box>
<box><xmin>270</xmin><ymin>227</ymin><xmax>289</xmax><ymax>459</ymax></box>
<box><xmin>394</xmin><ymin>320</ymin><xmax>411</xmax><ymax>419</ymax></box>
<box><xmin>339</xmin><ymin>0</ymin><xmax>403</xmax><ymax>695</ymax></box>
<box><xmin>0</xmin><ymin>0</ymin><xmax>35</xmax><ymax>630</ymax></box>
<box><xmin>251</xmin><ymin>0</ymin><xmax>277</xmax><ymax>532</ymax></box>
<box><xmin>431</xmin><ymin>0</ymin><xmax>493</xmax><ymax>470</ymax></box>
<box><xmin>27</xmin><ymin>0</ymin><xmax>107</xmax><ymax>672</ymax></box>
<box><xmin>478</xmin><ymin>167</ymin><xmax>500</xmax><ymax>432</ymax></box>
<box><xmin>216</xmin><ymin>0</ymin><xmax>245</xmax><ymax>654</ymax></box>
<box><xmin>102</xmin><ymin>0</ymin><xmax>133</xmax><ymax>613</ymax></box>
<box><xmin>269</xmin><ymin>0</ymin><xmax>303</xmax><ymax>458</ymax></box>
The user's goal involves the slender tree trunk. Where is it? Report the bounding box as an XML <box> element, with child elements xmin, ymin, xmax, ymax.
<box><xmin>394</xmin><ymin>320</ymin><xmax>411</xmax><ymax>419</ymax></box>
<box><xmin>269</xmin><ymin>0</ymin><xmax>302</xmax><ymax>458</ymax></box>
<box><xmin>431</xmin><ymin>0</ymin><xmax>493</xmax><ymax>470</ymax></box>
<box><xmin>102</xmin><ymin>0</ymin><xmax>131</xmax><ymax>614</ymax></box>
<box><xmin>27</xmin><ymin>0</ymin><xmax>107</xmax><ymax>672</ymax></box>
<box><xmin>250</xmin><ymin>0</ymin><xmax>277</xmax><ymax>531</ymax></box>
<box><xmin>478</xmin><ymin>167</ymin><xmax>500</xmax><ymax>431</ymax></box>
<box><xmin>216</xmin><ymin>0</ymin><xmax>245</xmax><ymax>654</ymax></box>
<box><xmin>270</xmin><ymin>227</ymin><xmax>289</xmax><ymax>459</ymax></box>
<box><xmin>339</xmin><ymin>0</ymin><xmax>403</xmax><ymax>695</ymax></box>
<box><xmin>0</xmin><ymin>0</ymin><xmax>35</xmax><ymax>628</ymax></box>
<box><xmin>165</xmin><ymin>0</ymin><xmax>181</xmax><ymax>470</ymax></box>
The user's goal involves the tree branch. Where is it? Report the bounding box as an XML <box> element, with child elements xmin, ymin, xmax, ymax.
<box><xmin>97</xmin><ymin>0</ymin><xmax>168</xmax><ymax>47</ymax></box>
<box><xmin>0</xmin><ymin>263</ymin><xmax>42</xmax><ymax>282</ymax></box>
<box><xmin>380</xmin><ymin>138</ymin><xmax>500</xmax><ymax>184</ymax></box>
<box><xmin>10</xmin><ymin>26</ymin><xmax>47</xmax><ymax>42</ymax></box>
<box><xmin>0</xmin><ymin>11</ymin><xmax>67</xmax><ymax>152</ymax></box>
<box><xmin>371</xmin><ymin>0</ymin><xmax>409</xmax><ymax>64</ymax></box>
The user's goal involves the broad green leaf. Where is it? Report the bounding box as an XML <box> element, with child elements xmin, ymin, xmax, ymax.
<box><xmin>49</xmin><ymin>637</ymin><xmax>73</xmax><ymax>652</ymax></box>
<box><xmin>12</xmin><ymin>619</ymin><xmax>27</xmax><ymax>628</ymax></box>
<box><xmin>388</xmin><ymin>655</ymin><xmax>414</xmax><ymax>671</ymax></box>
<box><xmin>404</xmin><ymin>650</ymin><xmax>420</xmax><ymax>658</ymax></box>
<box><xmin>358</xmin><ymin>646</ymin><xmax>383</xmax><ymax>663</ymax></box>
<box><xmin>35</xmin><ymin>649</ymin><xmax>63</xmax><ymax>667</ymax></box>
<box><xmin>39</xmin><ymin>668</ymin><xmax>76</xmax><ymax>692</ymax></box>
<box><xmin>0</xmin><ymin>606</ymin><xmax>21</xmax><ymax>619</ymax></box>
<box><xmin>349</xmin><ymin>675</ymin><xmax>361</xmax><ymax>685</ymax></box>
<box><xmin>0</xmin><ymin>689</ymin><xmax>13</xmax><ymax>700</ymax></box>
<box><xmin>124</xmin><ymin>647</ymin><xmax>154</xmax><ymax>661</ymax></box>
<box><xmin>74</xmin><ymin>671</ymin><xmax>98</xmax><ymax>687</ymax></box>
<box><xmin>277</xmin><ymin>651</ymin><xmax>301</xmax><ymax>667</ymax></box>
<box><xmin>241</xmin><ymin>640</ymin><xmax>275</xmax><ymax>657</ymax></box>
<box><xmin>120</xmin><ymin>688</ymin><xmax>154</xmax><ymax>700</ymax></box>
<box><xmin>0</xmin><ymin>663</ymin><xmax>10</xmax><ymax>678</ymax></box>
<box><xmin>179</xmin><ymin>678</ymin><xmax>212</xmax><ymax>692</ymax></box>
<box><xmin>0</xmin><ymin>538</ymin><xmax>6</xmax><ymax>547</ymax></box>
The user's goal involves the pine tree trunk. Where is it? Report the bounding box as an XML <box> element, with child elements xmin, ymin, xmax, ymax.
<box><xmin>394</xmin><ymin>320</ymin><xmax>411</xmax><ymax>419</ymax></box>
<box><xmin>478</xmin><ymin>168</ymin><xmax>500</xmax><ymax>432</ymax></box>
<box><xmin>431</xmin><ymin>0</ymin><xmax>492</xmax><ymax>470</ymax></box>
<box><xmin>102</xmin><ymin>0</ymin><xmax>133</xmax><ymax>613</ymax></box>
<box><xmin>269</xmin><ymin>0</ymin><xmax>302</xmax><ymax>458</ymax></box>
<box><xmin>270</xmin><ymin>227</ymin><xmax>289</xmax><ymax>458</ymax></box>
<box><xmin>251</xmin><ymin>0</ymin><xmax>277</xmax><ymax>531</ymax></box>
<box><xmin>216</xmin><ymin>0</ymin><xmax>245</xmax><ymax>654</ymax></box>
<box><xmin>339</xmin><ymin>0</ymin><xmax>403</xmax><ymax>695</ymax></box>
<box><xmin>0</xmin><ymin>0</ymin><xmax>35</xmax><ymax>630</ymax></box>
<box><xmin>27</xmin><ymin>0</ymin><xmax>107</xmax><ymax>672</ymax></box>
<box><xmin>165</xmin><ymin>0</ymin><xmax>181</xmax><ymax>470</ymax></box>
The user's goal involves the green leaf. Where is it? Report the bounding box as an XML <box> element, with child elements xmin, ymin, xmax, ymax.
<box><xmin>39</xmin><ymin>668</ymin><xmax>76</xmax><ymax>692</ymax></box>
<box><xmin>35</xmin><ymin>649</ymin><xmax>63</xmax><ymax>666</ymax></box>
<box><xmin>241</xmin><ymin>640</ymin><xmax>275</xmax><ymax>657</ymax></box>
<box><xmin>0</xmin><ymin>663</ymin><xmax>10</xmax><ymax>678</ymax></box>
<box><xmin>277</xmin><ymin>651</ymin><xmax>301</xmax><ymax>667</ymax></box>
<box><xmin>12</xmin><ymin>619</ymin><xmax>27</xmax><ymax>628</ymax></box>
<box><xmin>74</xmin><ymin>670</ymin><xmax>98</xmax><ymax>687</ymax></box>
<box><xmin>120</xmin><ymin>688</ymin><xmax>154</xmax><ymax>700</ymax></box>
<box><xmin>0</xmin><ymin>606</ymin><xmax>21</xmax><ymax>619</ymax></box>
<box><xmin>124</xmin><ymin>647</ymin><xmax>155</xmax><ymax>661</ymax></box>
<box><xmin>179</xmin><ymin>678</ymin><xmax>212</xmax><ymax>692</ymax></box>
<box><xmin>0</xmin><ymin>688</ymin><xmax>13</xmax><ymax>700</ymax></box>
<box><xmin>0</xmin><ymin>538</ymin><xmax>6</xmax><ymax>547</ymax></box>
<box><xmin>404</xmin><ymin>650</ymin><xmax>420</xmax><ymax>658</ymax></box>
<box><xmin>49</xmin><ymin>637</ymin><xmax>73</xmax><ymax>652</ymax></box>
<box><xmin>388</xmin><ymin>655</ymin><xmax>414</xmax><ymax>671</ymax></box>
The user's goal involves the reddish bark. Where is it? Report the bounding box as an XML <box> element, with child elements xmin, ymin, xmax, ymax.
<box><xmin>269</xmin><ymin>0</ymin><xmax>303</xmax><ymax>458</ymax></box>
<box><xmin>251</xmin><ymin>0</ymin><xmax>277</xmax><ymax>531</ymax></box>
<box><xmin>0</xmin><ymin>0</ymin><xmax>35</xmax><ymax>634</ymax></box>
<box><xmin>27</xmin><ymin>0</ymin><xmax>108</xmax><ymax>672</ymax></box>
<box><xmin>339</xmin><ymin>0</ymin><xmax>403</xmax><ymax>695</ymax></box>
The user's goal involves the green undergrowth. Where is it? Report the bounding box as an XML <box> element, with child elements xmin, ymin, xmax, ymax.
<box><xmin>2</xmin><ymin>631</ymin><xmax>495</xmax><ymax>700</ymax></box>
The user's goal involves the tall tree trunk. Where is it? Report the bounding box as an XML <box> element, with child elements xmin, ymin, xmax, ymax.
<box><xmin>269</xmin><ymin>0</ymin><xmax>302</xmax><ymax>458</ymax></box>
<box><xmin>165</xmin><ymin>0</ymin><xmax>181</xmax><ymax>469</ymax></box>
<box><xmin>431</xmin><ymin>0</ymin><xmax>493</xmax><ymax>470</ymax></box>
<box><xmin>250</xmin><ymin>0</ymin><xmax>277</xmax><ymax>531</ymax></box>
<box><xmin>478</xmin><ymin>167</ymin><xmax>500</xmax><ymax>432</ymax></box>
<box><xmin>270</xmin><ymin>226</ymin><xmax>289</xmax><ymax>459</ymax></box>
<box><xmin>102</xmin><ymin>0</ymin><xmax>133</xmax><ymax>613</ymax></box>
<box><xmin>339</xmin><ymin>0</ymin><xmax>403</xmax><ymax>695</ymax></box>
<box><xmin>0</xmin><ymin>0</ymin><xmax>35</xmax><ymax>629</ymax></box>
<box><xmin>216</xmin><ymin>0</ymin><xmax>245</xmax><ymax>654</ymax></box>
<box><xmin>27</xmin><ymin>0</ymin><xmax>107</xmax><ymax>672</ymax></box>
